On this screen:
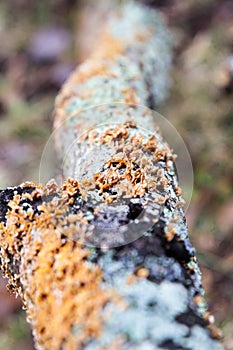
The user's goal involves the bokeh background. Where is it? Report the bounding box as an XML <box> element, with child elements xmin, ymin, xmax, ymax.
<box><xmin>0</xmin><ymin>0</ymin><xmax>232</xmax><ymax>349</ymax></box>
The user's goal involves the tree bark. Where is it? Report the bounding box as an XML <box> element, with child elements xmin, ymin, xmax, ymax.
<box><xmin>0</xmin><ymin>1</ymin><xmax>224</xmax><ymax>350</ymax></box>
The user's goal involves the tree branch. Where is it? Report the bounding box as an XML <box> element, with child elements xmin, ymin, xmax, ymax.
<box><xmin>0</xmin><ymin>1</ymin><xmax>224</xmax><ymax>349</ymax></box>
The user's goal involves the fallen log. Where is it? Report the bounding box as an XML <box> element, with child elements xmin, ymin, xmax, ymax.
<box><xmin>0</xmin><ymin>1</ymin><xmax>224</xmax><ymax>350</ymax></box>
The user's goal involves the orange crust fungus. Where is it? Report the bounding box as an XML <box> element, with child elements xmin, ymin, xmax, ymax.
<box><xmin>0</xmin><ymin>180</ymin><xmax>120</xmax><ymax>350</ymax></box>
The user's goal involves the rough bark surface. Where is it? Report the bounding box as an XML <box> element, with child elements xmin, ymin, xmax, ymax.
<box><xmin>0</xmin><ymin>1</ymin><xmax>224</xmax><ymax>350</ymax></box>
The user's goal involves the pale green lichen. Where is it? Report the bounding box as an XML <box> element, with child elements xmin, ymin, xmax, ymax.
<box><xmin>86</xmin><ymin>273</ymin><xmax>223</xmax><ymax>349</ymax></box>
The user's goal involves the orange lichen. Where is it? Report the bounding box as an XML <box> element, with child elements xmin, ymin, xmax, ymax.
<box><xmin>156</xmin><ymin>195</ymin><xmax>169</xmax><ymax>205</ymax></box>
<box><xmin>73</xmin><ymin>61</ymin><xmax>108</xmax><ymax>84</ymax></box>
<box><xmin>193</xmin><ymin>295</ymin><xmax>205</xmax><ymax>305</ymax></box>
<box><xmin>83</xmin><ymin>120</ymin><xmax>177</xmax><ymax>204</ymax></box>
<box><xmin>143</xmin><ymin>134</ymin><xmax>158</xmax><ymax>152</ymax></box>
<box><xmin>100</xmin><ymin>124</ymin><xmax>130</xmax><ymax>144</ymax></box>
<box><xmin>170</xmin><ymin>216</ymin><xmax>181</xmax><ymax>223</ymax></box>
<box><xmin>92</xmin><ymin>32</ymin><xmax>124</xmax><ymax>61</ymax></box>
<box><xmin>207</xmin><ymin>324</ymin><xmax>223</xmax><ymax>340</ymax></box>
<box><xmin>122</xmin><ymin>88</ymin><xmax>140</xmax><ymax>105</ymax></box>
<box><xmin>0</xmin><ymin>180</ymin><xmax>122</xmax><ymax>350</ymax></box>
<box><xmin>174</xmin><ymin>186</ymin><xmax>182</xmax><ymax>197</ymax></box>
<box><xmin>165</xmin><ymin>225</ymin><xmax>177</xmax><ymax>242</ymax></box>
<box><xmin>135</xmin><ymin>29</ymin><xmax>151</xmax><ymax>42</ymax></box>
<box><xmin>136</xmin><ymin>267</ymin><xmax>150</xmax><ymax>278</ymax></box>
<box><xmin>174</xmin><ymin>200</ymin><xmax>186</xmax><ymax>208</ymax></box>
<box><xmin>63</xmin><ymin>33</ymin><xmax>123</xmax><ymax>86</ymax></box>
<box><xmin>126</xmin><ymin>274</ymin><xmax>137</xmax><ymax>285</ymax></box>
<box><xmin>94</xmin><ymin>157</ymin><xmax>148</xmax><ymax>200</ymax></box>
<box><xmin>62</xmin><ymin>177</ymin><xmax>80</xmax><ymax>198</ymax></box>
<box><xmin>54</xmin><ymin>31</ymin><xmax>124</xmax><ymax>128</ymax></box>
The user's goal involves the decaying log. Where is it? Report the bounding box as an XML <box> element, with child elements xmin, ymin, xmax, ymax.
<box><xmin>0</xmin><ymin>2</ymin><xmax>224</xmax><ymax>350</ymax></box>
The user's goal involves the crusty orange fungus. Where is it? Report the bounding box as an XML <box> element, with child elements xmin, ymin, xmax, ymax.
<box><xmin>0</xmin><ymin>178</ymin><xmax>122</xmax><ymax>350</ymax></box>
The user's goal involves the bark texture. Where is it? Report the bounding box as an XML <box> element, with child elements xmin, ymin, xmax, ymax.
<box><xmin>0</xmin><ymin>1</ymin><xmax>224</xmax><ymax>350</ymax></box>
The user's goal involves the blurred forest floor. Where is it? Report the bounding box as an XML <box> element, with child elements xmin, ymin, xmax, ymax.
<box><xmin>0</xmin><ymin>0</ymin><xmax>232</xmax><ymax>349</ymax></box>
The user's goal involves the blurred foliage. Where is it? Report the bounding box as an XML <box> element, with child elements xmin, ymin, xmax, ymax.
<box><xmin>0</xmin><ymin>0</ymin><xmax>232</xmax><ymax>349</ymax></box>
<box><xmin>0</xmin><ymin>311</ymin><xmax>34</xmax><ymax>350</ymax></box>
